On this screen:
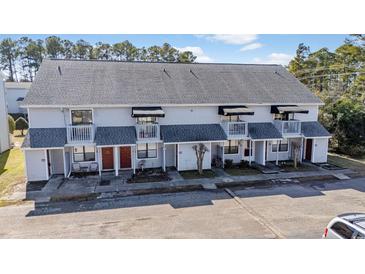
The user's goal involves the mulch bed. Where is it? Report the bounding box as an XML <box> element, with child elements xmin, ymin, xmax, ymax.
<box><xmin>127</xmin><ymin>170</ymin><xmax>171</xmax><ymax>184</ymax></box>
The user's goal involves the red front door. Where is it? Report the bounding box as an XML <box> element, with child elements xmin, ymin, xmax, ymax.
<box><xmin>120</xmin><ymin>146</ymin><xmax>132</xmax><ymax>169</ymax></box>
<box><xmin>102</xmin><ymin>147</ymin><xmax>114</xmax><ymax>170</ymax></box>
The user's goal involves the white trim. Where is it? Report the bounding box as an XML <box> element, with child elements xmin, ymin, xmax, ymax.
<box><xmin>96</xmin><ymin>144</ymin><xmax>136</xmax><ymax>148</ymax></box>
<box><xmin>252</xmin><ymin>138</ymin><xmax>282</xmax><ymax>142</ymax></box>
<box><xmin>163</xmin><ymin>140</ymin><xmax>224</xmax><ymax>145</ymax></box>
<box><xmin>23</xmin><ymin>102</ymin><xmax>325</xmax><ymax>108</ymax></box>
<box><xmin>162</xmin><ymin>144</ymin><xmax>166</xmax><ymax>172</ymax></box>
<box><xmin>177</xmin><ymin>143</ymin><xmax>180</xmax><ymax>171</ymax></box>
<box><xmin>98</xmin><ymin>147</ymin><xmax>102</xmax><ymax>176</ymax></box>
<box><xmin>113</xmin><ymin>146</ymin><xmax>119</xmax><ymax>176</ymax></box>
<box><xmin>63</xmin><ymin>148</ymin><xmax>67</xmax><ymax>178</ymax></box>
<box><xmin>44</xmin><ymin>149</ymin><xmax>49</xmax><ymax>180</ymax></box>
<box><xmin>303</xmin><ymin>136</ymin><xmax>331</xmax><ymax>139</ymax></box>
<box><xmin>27</xmin><ymin>107</ymin><xmax>31</xmax><ymax>128</ymax></box>
<box><xmin>22</xmin><ymin>146</ymin><xmax>65</xmax><ymax>151</ymax></box>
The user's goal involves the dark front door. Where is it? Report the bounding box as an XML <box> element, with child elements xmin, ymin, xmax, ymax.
<box><xmin>102</xmin><ymin>147</ymin><xmax>114</xmax><ymax>170</ymax></box>
<box><xmin>120</xmin><ymin>146</ymin><xmax>132</xmax><ymax>169</ymax></box>
<box><xmin>305</xmin><ymin>139</ymin><xmax>313</xmax><ymax>161</ymax></box>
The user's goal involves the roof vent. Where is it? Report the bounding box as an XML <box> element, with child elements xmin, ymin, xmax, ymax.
<box><xmin>163</xmin><ymin>68</ymin><xmax>171</xmax><ymax>78</ymax></box>
<box><xmin>190</xmin><ymin>69</ymin><xmax>198</xmax><ymax>78</ymax></box>
<box><xmin>58</xmin><ymin>65</ymin><xmax>62</xmax><ymax>75</ymax></box>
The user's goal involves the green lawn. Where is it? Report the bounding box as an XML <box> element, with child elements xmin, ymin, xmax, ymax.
<box><xmin>179</xmin><ymin>170</ymin><xmax>216</xmax><ymax>179</ymax></box>
<box><xmin>224</xmin><ymin>167</ymin><xmax>261</xmax><ymax>176</ymax></box>
<box><xmin>0</xmin><ymin>148</ymin><xmax>25</xmax><ymax>198</ymax></box>
<box><xmin>328</xmin><ymin>153</ymin><xmax>365</xmax><ymax>174</ymax></box>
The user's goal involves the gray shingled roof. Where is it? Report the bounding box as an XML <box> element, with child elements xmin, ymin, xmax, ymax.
<box><xmin>248</xmin><ymin>123</ymin><xmax>283</xmax><ymax>140</ymax></box>
<box><xmin>161</xmin><ymin>124</ymin><xmax>227</xmax><ymax>143</ymax></box>
<box><xmin>22</xmin><ymin>59</ymin><xmax>322</xmax><ymax>106</ymax></box>
<box><xmin>95</xmin><ymin>126</ymin><xmax>136</xmax><ymax>146</ymax></box>
<box><xmin>301</xmin><ymin>121</ymin><xmax>331</xmax><ymax>138</ymax></box>
<box><xmin>24</xmin><ymin>128</ymin><xmax>67</xmax><ymax>148</ymax></box>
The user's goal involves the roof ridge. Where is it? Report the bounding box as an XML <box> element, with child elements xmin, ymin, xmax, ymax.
<box><xmin>45</xmin><ymin>58</ymin><xmax>282</xmax><ymax>67</ymax></box>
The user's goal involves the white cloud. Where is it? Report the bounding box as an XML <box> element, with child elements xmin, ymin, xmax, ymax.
<box><xmin>199</xmin><ymin>34</ymin><xmax>258</xmax><ymax>45</ymax></box>
<box><xmin>239</xmin><ymin>43</ymin><xmax>263</xmax><ymax>52</ymax></box>
<box><xmin>252</xmin><ymin>53</ymin><xmax>293</xmax><ymax>66</ymax></box>
<box><xmin>176</xmin><ymin>46</ymin><xmax>213</xmax><ymax>63</ymax></box>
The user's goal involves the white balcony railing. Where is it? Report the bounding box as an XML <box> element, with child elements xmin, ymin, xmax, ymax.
<box><xmin>221</xmin><ymin>121</ymin><xmax>248</xmax><ymax>138</ymax></box>
<box><xmin>67</xmin><ymin>124</ymin><xmax>95</xmax><ymax>143</ymax></box>
<box><xmin>273</xmin><ymin>120</ymin><xmax>301</xmax><ymax>135</ymax></box>
<box><xmin>136</xmin><ymin>123</ymin><xmax>160</xmax><ymax>140</ymax></box>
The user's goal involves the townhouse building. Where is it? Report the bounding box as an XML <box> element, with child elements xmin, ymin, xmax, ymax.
<box><xmin>21</xmin><ymin>59</ymin><xmax>330</xmax><ymax>182</ymax></box>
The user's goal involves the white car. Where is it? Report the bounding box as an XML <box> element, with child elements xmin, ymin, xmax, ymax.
<box><xmin>323</xmin><ymin>213</ymin><xmax>365</xmax><ymax>239</ymax></box>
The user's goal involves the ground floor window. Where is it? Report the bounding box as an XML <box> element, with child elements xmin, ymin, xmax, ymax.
<box><xmin>137</xmin><ymin>143</ymin><xmax>157</xmax><ymax>159</ymax></box>
<box><xmin>224</xmin><ymin>140</ymin><xmax>239</xmax><ymax>154</ymax></box>
<box><xmin>272</xmin><ymin>139</ymin><xmax>289</xmax><ymax>152</ymax></box>
<box><xmin>73</xmin><ymin>146</ymin><xmax>96</xmax><ymax>162</ymax></box>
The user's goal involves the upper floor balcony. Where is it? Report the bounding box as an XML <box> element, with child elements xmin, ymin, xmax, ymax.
<box><xmin>135</xmin><ymin>123</ymin><xmax>160</xmax><ymax>141</ymax></box>
<box><xmin>67</xmin><ymin>124</ymin><xmax>95</xmax><ymax>143</ymax></box>
<box><xmin>273</xmin><ymin>119</ymin><xmax>301</xmax><ymax>136</ymax></box>
<box><xmin>221</xmin><ymin>120</ymin><xmax>248</xmax><ymax>139</ymax></box>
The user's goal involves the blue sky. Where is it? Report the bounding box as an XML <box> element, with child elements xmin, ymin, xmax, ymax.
<box><xmin>0</xmin><ymin>34</ymin><xmax>349</xmax><ymax>65</ymax></box>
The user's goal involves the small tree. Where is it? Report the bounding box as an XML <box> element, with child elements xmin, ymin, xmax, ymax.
<box><xmin>291</xmin><ymin>140</ymin><xmax>302</xmax><ymax>169</ymax></box>
<box><xmin>192</xmin><ymin>143</ymin><xmax>209</xmax><ymax>175</ymax></box>
<box><xmin>15</xmin><ymin>117</ymin><xmax>28</xmax><ymax>136</ymax></box>
<box><xmin>8</xmin><ymin>115</ymin><xmax>15</xmax><ymax>134</ymax></box>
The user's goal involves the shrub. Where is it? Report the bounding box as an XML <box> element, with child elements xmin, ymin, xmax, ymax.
<box><xmin>8</xmin><ymin>115</ymin><xmax>15</xmax><ymax>134</ymax></box>
<box><xmin>224</xmin><ymin>159</ymin><xmax>234</xmax><ymax>168</ymax></box>
<box><xmin>239</xmin><ymin>160</ymin><xmax>250</xmax><ymax>168</ymax></box>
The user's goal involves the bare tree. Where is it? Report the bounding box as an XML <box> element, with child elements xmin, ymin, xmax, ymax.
<box><xmin>192</xmin><ymin>143</ymin><xmax>209</xmax><ymax>175</ymax></box>
<box><xmin>291</xmin><ymin>140</ymin><xmax>302</xmax><ymax>169</ymax></box>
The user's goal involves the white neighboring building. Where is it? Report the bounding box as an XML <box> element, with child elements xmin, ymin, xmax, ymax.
<box><xmin>5</xmin><ymin>82</ymin><xmax>31</xmax><ymax>114</ymax></box>
<box><xmin>0</xmin><ymin>72</ymin><xmax>10</xmax><ymax>153</ymax></box>
<box><xmin>21</xmin><ymin>59</ymin><xmax>331</xmax><ymax>182</ymax></box>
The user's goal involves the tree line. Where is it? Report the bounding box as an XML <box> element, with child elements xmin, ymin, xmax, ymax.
<box><xmin>288</xmin><ymin>35</ymin><xmax>365</xmax><ymax>156</ymax></box>
<box><xmin>0</xmin><ymin>36</ymin><xmax>197</xmax><ymax>82</ymax></box>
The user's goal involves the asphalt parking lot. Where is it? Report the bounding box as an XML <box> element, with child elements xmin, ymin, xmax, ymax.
<box><xmin>0</xmin><ymin>177</ymin><xmax>365</xmax><ymax>238</ymax></box>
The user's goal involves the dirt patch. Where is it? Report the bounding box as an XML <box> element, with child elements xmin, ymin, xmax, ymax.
<box><xmin>128</xmin><ymin>170</ymin><xmax>171</xmax><ymax>183</ymax></box>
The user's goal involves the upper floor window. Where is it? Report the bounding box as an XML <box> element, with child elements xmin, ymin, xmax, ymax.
<box><xmin>222</xmin><ymin>115</ymin><xmax>240</xmax><ymax>122</ymax></box>
<box><xmin>71</xmin><ymin>110</ymin><xmax>93</xmax><ymax>125</ymax></box>
<box><xmin>137</xmin><ymin>117</ymin><xmax>157</xmax><ymax>124</ymax></box>
<box><xmin>273</xmin><ymin>113</ymin><xmax>294</xmax><ymax>121</ymax></box>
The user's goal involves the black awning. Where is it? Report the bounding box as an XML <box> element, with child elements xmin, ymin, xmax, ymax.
<box><xmin>271</xmin><ymin>105</ymin><xmax>309</xmax><ymax>114</ymax></box>
<box><xmin>218</xmin><ymin>105</ymin><xmax>254</xmax><ymax>116</ymax></box>
<box><xmin>131</xmin><ymin>107</ymin><xmax>165</xmax><ymax>117</ymax></box>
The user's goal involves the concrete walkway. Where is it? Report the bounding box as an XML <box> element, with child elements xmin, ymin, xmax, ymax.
<box><xmin>26</xmin><ymin>165</ymin><xmax>355</xmax><ymax>202</ymax></box>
